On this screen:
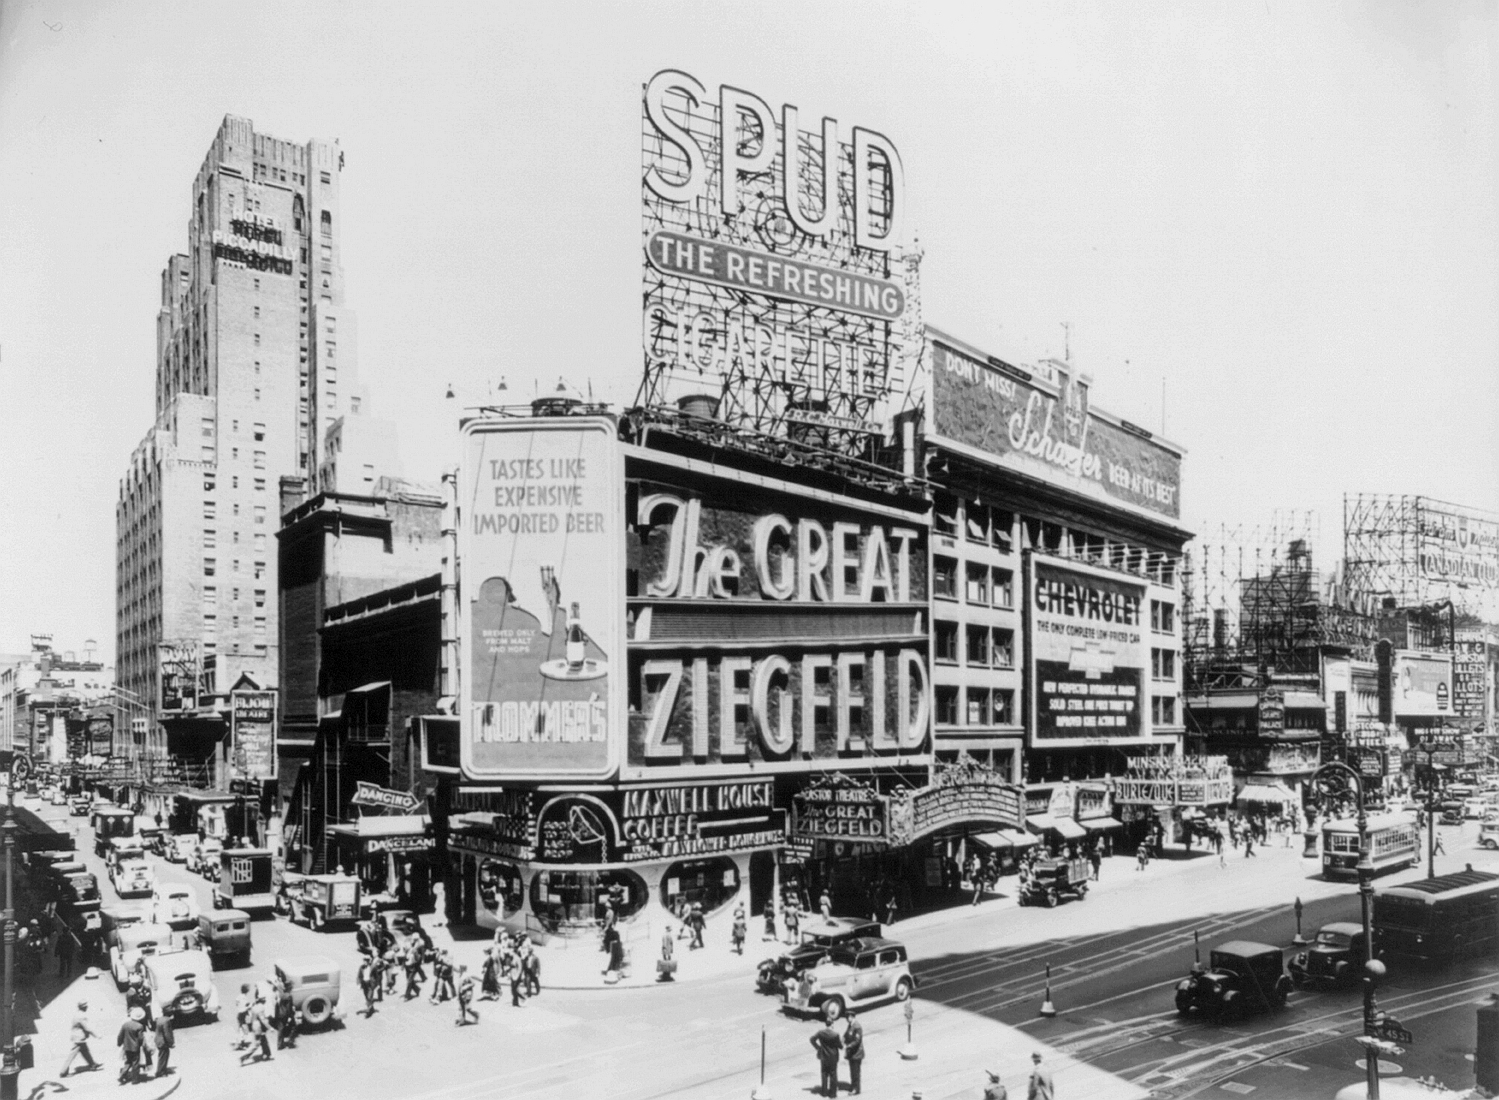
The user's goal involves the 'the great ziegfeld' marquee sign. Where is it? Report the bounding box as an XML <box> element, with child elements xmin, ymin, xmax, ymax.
<box><xmin>641</xmin><ymin>70</ymin><xmax>913</xmax><ymax>432</ymax></box>
<box><xmin>928</xmin><ymin>340</ymin><xmax>1183</xmax><ymax>522</ymax></box>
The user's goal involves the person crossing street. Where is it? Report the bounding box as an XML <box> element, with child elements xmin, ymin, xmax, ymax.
<box><xmin>455</xmin><ymin>964</ymin><xmax>479</xmax><ymax>1025</ymax></box>
<box><xmin>152</xmin><ymin>1011</ymin><xmax>175</xmax><ymax>1078</ymax></box>
<box><xmin>59</xmin><ymin>1000</ymin><xmax>99</xmax><ymax>1078</ymax></box>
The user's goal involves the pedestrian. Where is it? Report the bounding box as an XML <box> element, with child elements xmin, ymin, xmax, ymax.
<box><xmin>605</xmin><ymin>930</ymin><xmax>627</xmax><ymax>979</ymax></box>
<box><xmin>117</xmin><ymin>1006</ymin><xmax>146</xmax><ymax>1084</ymax></box>
<box><xmin>55</xmin><ymin>926</ymin><xmax>75</xmax><ymax>979</ymax></box>
<box><xmin>1219</xmin><ymin>843</ymin><xmax>1227</xmax><ymax>870</ymax></box>
<box><xmin>1434</xmin><ymin>833</ymin><xmax>1446</xmax><ymax>856</ymax></box>
<box><xmin>731</xmin><ymin>903</ymin><xmax>747</xmax><ymax>955</ymax></box>
<box><xmin>275</xmin><ymin>977</ymin><xmax>297</xmax><ymax>1050</ymax></box>
<box><xmin>983</xmin><ymin>1069</ymin><xmax>1009</xmax><ymax>1100</ymax></box>
<box><xmin>688</xmin><ymin>902</ymin><xmax>706</xmax><ymax>950</ymax></box>
<box><xmin>784</xmin><ymin>900</ymin><xmax>801</xmax><ymax>944</ymax></box>
<box><xmin>1136</xmin><ymin>845</ymin><xmax>1148</xmax><ymax>872</ymax></box>
<box><xmin>509</xmin><ymin>957</ymin><xmax>527</xmax><ymax>1007</ymax></box>
<box><xmin>809</xmin><ymin>1019</ymin><xmax>842</xmax><ymax>1097</ymax></box>
<box><xmin>455</xmin><ymin>965</ymin><xmax>479</xmax><ymax>1025</ymax></box>
<box><xmin>1244</xmin><ymin>833</ymin><xmax>1256</xmax><ymax>858</ymax></box>
<box><xmin>480</xmin><ymin>947</ymin><xmax>502</xmax><ymax>1000</ymax></box>
<box><xmin>359</xmin><ymin>955</ymin><xmax>380</xmax><ymax>1016</ymax></box>
<box><xmin>842</xmin><ymin>1010</ymin><xmax>864</xmax><ymax>1095</ymax></box>
<box><xmin>239</xmin><ymin>1000</ymin><xmax>272</xmax><ymax>1064</ymax></box>
<box><xmin>659</xmin><ymin>924</ymin><xmax>676</xmax><ymax>983</ymax></box>
<box><xmin>818</xmin><ymin>889</ymin><xmax>832</xmax><ymax>921</ymax></box>
<box><xmin>972</xmin><ymin>859</ymin><xmax>986</xmax><ymax>905</ymax></box>
<box><xmin>152</xmin><ymin>1011</ymin><xmax>174</xmax><ymax>1078</ymax></box>
<box><xmin>428</xmin><ymin>949</ymin><xmax>452</xmax><ymax>1003</ymax></box>
<box><xmin>1027</xmin><ymin>1052</ymin><xmax>1055</xmax><ymax>1100</ymax></box>
<box><xmin>600</xmin><ymin>899</ymin><xmax>616</xmax><ymax>951</ymax></box>
<box><xmin>60</xmin><ymin>999</ymin><xmax>99</xmax><ymax>1078</ymax></box>
<box><xmin>1088</xmin><ymin>846</ymin><xmax>1102</xmax><ymax>882</ymax></box>
<box><xmin>762</xmin><ymin>904</ymin><xmax>777</xmax><ymax>942</ymax></box>
<box><xmin>523</xmin><ymin>943</ymin><xmax>541</xmax><ymax>997</ymax></box>
<box><xmin>234</xmin><ymin>982</ymin><xmax>254</xmax><ymax>1048</ymax></box>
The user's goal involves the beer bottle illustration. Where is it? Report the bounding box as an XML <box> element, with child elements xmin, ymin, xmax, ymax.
<box><xmin>566</xmin><ymin>602</ymin><xmax>586</xmax><ymax>671</ymax></box>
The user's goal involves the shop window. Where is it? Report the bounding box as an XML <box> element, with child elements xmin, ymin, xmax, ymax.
<box><xmin>965</xmin><ymin>563</ymin><xmax>988</xmax><ymax>604</ymax></box>
<box><xmin>993</xmin><ymin>569</ymin><xmax>1014</xmax><ymax>608</ymax></box>
<box><xmin>933</xmin><ymin>555</ymin><xmax>957</xmax><ymax>600</ymax></box>
<box><xmin>661</xmin><ymin>857</ymin><xmax>740</xmax><ymax>917</ymax></box>
<box><xmin>935</xmin><ymin>685</ymin><xmax>959</xmax><ymax>725</ymax></box>
<box><xmin>965</xmin><ymin>624</ymin><xmax>988</xmax><ymax>666</ymax></box>
<box><xmin>934</xmin><ymin>621</ymin><xmax>958</xmax><ymax>663</ymax></box>
<box><xmin>966</xmin><ymin>688</ymin><xmax>990</xmax><ymax>726</ymax></box>
<box><xmin>477</xmin><ymin>859</ymin><xmax>525</xmax><ymax>920</ymax></box>
<box><xmin>529</xmin><ymin>869</ymin><xmax>646</xmax><ymax>933</ymax></box>
<box><xmin>992</xmin><ymin>628</ymin><xmax>1014</xmax><ymax>668</ymax></box>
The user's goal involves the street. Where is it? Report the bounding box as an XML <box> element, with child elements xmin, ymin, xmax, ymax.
<box><xmin>18</xmin><ymin>801</ymin><xmax>1497</xmax><ymax>1100</ymax></box>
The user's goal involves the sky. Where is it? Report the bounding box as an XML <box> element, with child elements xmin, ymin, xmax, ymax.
<box><xmin>0</xmin><ymin>1</ymin><xmax>1495</xmax><ymax>663</ymax></box>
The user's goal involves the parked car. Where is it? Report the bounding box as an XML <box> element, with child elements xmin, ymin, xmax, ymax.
<box><xmin>273</xmin><ymin>955</ymin><xmax>342</xmax><ymax>1028</ymax></box>
<box><xmin>69</xmin><ymin>798</ymin><xmax>91</xmax><ymax>817</ymax></box>
<box><xmin>109</xmin><ymin>921</ymin><xmax>174</xmax><ymax>988</ymax></box>
<box><xmin>111</xmin><ymin>858</ymin><xmax>155</xmax><ymax>899</ymax></box>
<box><xmin>141</xmin><ymin>949</ymin><xmax>221</xmax><ymax>1022</ymax></box>
<box><xmin>187</xmin><ymin>837</ymin><xmax>223</xmax><ymax>877</ymax></box>
<box><xmin>1018</xmin><ymin>857</ymin><xmax>1091</xmax><ymax>908</ymax></box>
<box><xmin>1479</xmin><ymin>820</ymin><xmax>1499</xmax><ymax>851</ymax></box>
<box><xmin>1464</xmin><ymin>798</ymin><xmax>1488</xmax><ymax>820</ymax></box>
<box><xmin>756</xmin><ymin>917</ymin><xmax>882</xmax><ymax>995</ymax></box>
<box><xmin>165</xmin><ymin>834</ymin><xmax>197</xmax><ymax>864</ymax></box>
<box><xmin>1176</xmin><ymin>941</ymin><xmax>1292</xmax><ymax>1018</ymax></box>
<box><xmin>1288</xmin><ymin>922</ymin><xmax>1368</xmax><ymax>989</ymax></box>
<box><xmin>781</xmin><ymin>937</ymin><xmax>916</xmax><ymax>1020</ymax></box>
<box><xmin>374</xmin><ymin>909</ymin><xmax>431</xmax><ymax>954</ymax></box>
<box><xmin>105</xmin><ymin>837</ymin><xmax>146</xmax><ymax>873</ymax></box>
<box><xmin>197</xmin><ymin>909</ymin><xmax>252</xmax><ymax>969</ymax></box>
<box><xmin>1440</xmin><ymin>806</ymin><xmax>1465</xmax><ymax>826</ymax></box>
<box><xmin>150</xmin><ymin>884</ymin><xmax>201</xmax><ymax>930</ymax></box>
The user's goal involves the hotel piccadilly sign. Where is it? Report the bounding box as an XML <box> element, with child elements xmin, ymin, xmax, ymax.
<box><xmin>641</xmin><ymin>70</ymin><xmax>915</xmax><ymax>432</ymax></box>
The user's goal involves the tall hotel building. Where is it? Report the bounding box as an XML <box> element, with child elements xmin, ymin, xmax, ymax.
<box><xmin>116</xmin><ymin>116</ymin><xmax>362</xmax><ymax>767</ymax></box>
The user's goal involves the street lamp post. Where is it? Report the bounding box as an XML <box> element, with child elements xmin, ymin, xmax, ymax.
<box><xmin>1</xmin><ymin>776</ymin><xmax>20</xmax><ymax>1100</ymax></box>
<box><xmin>1416</xmin><ymin>732</ymin><xmax>1442</xmax><ymax>880</ymax></box>
<box><xmin>1312</xmin><ymin>760</ymin><xmax>1380</xmax><ymax>1100</ymax></box>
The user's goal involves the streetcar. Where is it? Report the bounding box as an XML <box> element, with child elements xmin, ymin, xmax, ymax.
<box><xmin>1373</xmin><ymin>867</ymin><xmax>1499</xmax><ymax>964</ymax></box>
<box><xmin>1319</xmin><ymin>812</ymin><xmax>1419</xmax><ymax>879</ymax></box>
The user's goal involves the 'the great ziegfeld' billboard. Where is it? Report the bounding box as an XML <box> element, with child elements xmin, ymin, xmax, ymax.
<box><xmin>1028</xmin><ymin>554</ymin><xmax>1150</xmax><ymax>746</ymax></box>
<box><xmin>929</xmin><ymin>339</ymin><xmax>1182</xmax><ymax>523</ymax></box>
<box><xmin>459</xmin><ymin>418</ymin><xmax>625</xmax><ymax>780</ymax></box>
<box><xmin>625</xmin><ymin>460</ymin><xmax>931</xmax><ymax>779</ymax></box>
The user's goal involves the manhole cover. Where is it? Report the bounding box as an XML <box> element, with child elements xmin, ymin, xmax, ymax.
<box><xmin>1354</xmin><ymin>1058</ymin><xmax>1403</xmax><ymax>1075</ymax></box>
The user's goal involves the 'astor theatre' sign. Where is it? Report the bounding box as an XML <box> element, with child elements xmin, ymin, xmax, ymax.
<box><xmin>641</xmin><ymin>70</ymin><xmax>913</xmax><ymax>434</ymax></box>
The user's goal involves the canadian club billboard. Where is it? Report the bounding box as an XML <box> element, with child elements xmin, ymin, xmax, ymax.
<box><xmin>459</xmin><ymin>417</ymin><xmax>625</xmax><ymax>780</ymax></box>
<box><xmin>625</xmin><ymin>452</ymin><xmax>931</xmax><ymax>779</ymax></box>
<box><xmin>1027</xmin><ymin>553</ymin><xmax>1149</xmax><ymax>747</ymax></box>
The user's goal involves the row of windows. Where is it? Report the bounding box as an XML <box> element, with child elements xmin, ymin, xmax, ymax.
<box><xmin>933</xmin><ymin>558</ymin><xmax>1014</xmax><ymax>607</ymax></box>
<box><xmin>201</xmin><ymin>586</ymin><xmax>267</xmax><ymax>607</ymax></box>
<box><xmin>204</xmin><ymin>558</ymin><xmax>266</xmax><ymax>580</ymax></box>
<box><xmin>204</xmin><ymin>502</ymin><xmax>268</xmax><ymax>523</ymax></box>
<box><xmin>935</xmin><ymin>686</ymin><xmax>1016</xmax><ymax>727</ymax></box>
<box><xmin>201</xmin><ymin>612</ymin><xmax>267</xmax><ymax>635</ymax></box>
<box><xmin>934</xmin><ymin>622</ymin><xmax>1014</xmax><ymax>668</ymax></box>
<box><xmin>203</xmin><ymin>529</ymin><xmax>269</xmax><ymax>552</ymax></box>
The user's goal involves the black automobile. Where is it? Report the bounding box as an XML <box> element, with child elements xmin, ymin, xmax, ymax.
<box><xmin>756</xmin><ymin>916</ymin><xmax>882</xmax><ymax>994</ymax></box>
<box><xmin>1175</xmin><ymin>940</ymin><xmax>1292</xmax><ymax>1018</ymax></box>
<box><xmin>1288</xmin><ymin>922</ymin><xmax>1367</xmax><ymax>989</ymax></box>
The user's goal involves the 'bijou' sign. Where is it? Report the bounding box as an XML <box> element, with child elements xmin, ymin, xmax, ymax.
<box><xmin>641</xmin><ymin>70</ymin><xmax>913</xmax><ymax>433</ymax></box>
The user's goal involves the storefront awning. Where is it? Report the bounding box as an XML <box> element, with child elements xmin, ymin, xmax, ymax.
<box><xmin>1026</xmin><ymin>814</ymin><xmax>1087</xmax><ymax>841</ymax></box>
<box><xmin>969</xmin><ymin>829</ymin><xmax>1040</xmax><ymax>851</ymax></box>
<box><xmin>1236</xmin><ymin>782</ymin><xmax>1297</xmax><ymax>805</ymax></box>
<box><xmin>1079</xmin><ymin>816</ymin><xmax>1123</xmax><ymax>832</ymax></box>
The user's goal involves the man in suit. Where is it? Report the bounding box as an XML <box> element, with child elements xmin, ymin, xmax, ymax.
<box><xmin>809</xmin><ymin>1022</ymin><xmax>841</xmax><ymax>1097</ymax></box>
<box><xmin>842</xmin><ymin>1011</ymin><xmax>865</xmax><ymax>1095</ymax></box>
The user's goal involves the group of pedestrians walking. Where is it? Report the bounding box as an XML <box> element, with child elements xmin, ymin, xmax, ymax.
<box><xmin>233</xmin><ymin>973</ymin><xmax>298</xmax><ymax>1066</ymax></box>
<box><xmin>59</xmin><ymin>997</ymin><xmax>175</xmax><ymax>1085</ymax></box>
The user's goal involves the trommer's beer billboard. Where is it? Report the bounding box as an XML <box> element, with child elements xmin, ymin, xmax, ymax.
<box><xmin>459</xmin><ymin>417</ymin><xmax>626</xmax><ymax>780</ymax></box>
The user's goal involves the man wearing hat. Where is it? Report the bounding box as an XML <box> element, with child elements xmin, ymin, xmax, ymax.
<box><xmin>60</xmin><ymin>1000</ymin><xmax>99</xmax><ymax>1078</ymax></box>
<box><xmin>116</xmin><ymin>1006</ymin><xmax>146</xmax><ymax>1084</ymax></box>
<box><xmin>982</xmin><ymin>1069</ymin><xmax>1008</xmax><ymax>1100</ymax></box>
<box><xmin>1027</xmin><ymin>1052</ymin><xmax>1055</xmax><ymax>1100</ymax></box>
<box><xmin>152</xmin><ymin>1011</ymin><xmax>175</xmax><ymax>1078</ymax></box>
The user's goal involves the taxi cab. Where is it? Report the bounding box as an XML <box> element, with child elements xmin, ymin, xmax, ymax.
<box><xmin>781</xmin><ymin>937</ymin><xmax>915</xmax><ymax>1020</ymax></box>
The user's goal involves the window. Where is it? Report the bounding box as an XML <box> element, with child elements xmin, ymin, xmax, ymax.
<box><xmin>203</xmin><ymin>613</ymin><xmax>216</xmax><ymax>633</ymax></box>
<box><xmin>1151</xmin><ymin>600</ymin><xmax>1176</xmax><ymax>633</ymax></box>
<box><xmin>254</xmin><ymin>505</ymin><xmax>266</xmax><ymax>526</ymax></box>
<box><xmin>254</xmin><ymin>534</ymin><xmax>267</xmax><ymax>553</ymax></box>
<box><xmin>203</xmin><ymin>475</ymin><xmax>216</xmax><ymax>493</ymax></box>
<box><xmin>965</xmin><ymin>624</ymin><xmax>989</xmax><ymax>666</ymax></box>
<box><xmin>1152</xmin><ymin>648</ymin><xmax>1177</xmax><ymax>681</ymax></box>
<box><xmin>320</xmin><ymin>171</ymin><xmax>331</xmax><ymax>185</ymax></box>
<box><xmin>202</xmin><ymin>585</ymin><xmax>217</xmax><ymax>606</ymax></box>
<box><xmin>254</xmin><ymin>561</ymin><xmax>265</xmax><ymax>580</ymax></box>
<box><xmin>253</xmin><ymin>278</ymin><xmax>260</xmax><ymax>291</ymax></box>
<box><xmin>201</xmin><ymin>417</ymin><xmax>214</xmax><ymax>438</ymax></box>
<box><xmin>254</xmin><ymin>617</ymin><xmax>266</xmax><ymax>638</ymax></box>
<box><xmin>965</xmin><ymin>502</ymin><xmax>988</xmax><ymax>544</ymax></box>
<box><xmin>253</xmin><ymin>306</ymin><xmax>260</xmax><ymax>319</ymax></box>
<box><xmin>935</xmin><ymin>621</ymin><xmax>958</xmax><ymax>663</ymax></box>
<box><xmin>254</xmin><ymin>589</ymin><xmax>266</xmax><ymax>610</ymax></box>
<box><xmin>232</xmin><ymin>587</ymin><xmax>240</xmax><ymax>602</ymax></box>
<box><xmin>253</xmin><ymin>423</ymin><xmax>265</xmax><ymax>442</ymax></box>
<box><xmin>253</xmin><ymin>333</ymin><xmax>260</xmax><ymax>346</ymax></box>
<box><xmin>993</xmin><ymin>689</ymin><xmax>1015</xmax><ymax>725</ymax></box>
<box><xmin>203</xmin><ymin>528</ymin><xmax>216</xmax><ymax>549</ymax></box>
<box><xmin>254</xmin><ymin>477</ymin><xmax>266</xmax><ymax>492</ymax></box>
<box><xmin>966</xmin><ymin>688</ymin><xmax>990</xmax><ymax>725</ymax></box>
<box><xmin>253</xmin><ymin>450</ymin><xmax>266</xmax><ymax>470</ymax></box>
<box><xmin>933</xmin><ymin>493</ymin><xmax>959</xmax><ymax>538</ymax></box>
<box><xmin>993</xmin><ymin>569</ymin><xmax>1014</xmax><ymax>608</ymax></box>
<box><xmin>231</xmin><ymin>476</ymin><xmax>238</xmax><ymax>489</ymax></box>
<box><xmin>935</xmin><ymin>686</ymin><xmax>959</xmax><ymax>725</ymax></box>
<box><xmin>232</xmin><ymin>531</ymin><xmax>240</xmax><ymax>544</ymax></box>
<box><xmin>992</xmin><ymin>628</ymin><xmax>1014</xmax><ymax>668</ymax></box>
<box><xmin>965</xmin><ymin>563</ymin><xmax>989</xmax><ymax>604</ymax></box>
<box><xmin>933</xmin><ymin>556</ymin><xmax>957</xmax><ymax>599</ymax></box>
<box><xmin>254</xmin><ymin>388</ymin><xmax>261</xmax><ymax>401</ymax></box>
<box><xmin>320</xmin><ymin>209</ymin><xmax>332</xmax><ymax>235</ymax></box>
<box><xmin>232</xmin><ymin>502</ymin><xmax>240</xmax><ymax>517</ymax></box>
<box><xmin>232</xmin><ymin>559</ymin><xmax>241</xmax><ymax>574</ymax></box>
<box><xmin>1152</xmin><ymin>696</ymin><xmax>1177</xmax><ymax>725</ymax></box>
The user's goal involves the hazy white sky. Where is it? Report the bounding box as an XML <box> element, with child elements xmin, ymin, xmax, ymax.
<box><xmin>1</xmin><ymin>1</ymin><xmax>1494</xmax><ymax>662</ymax></box>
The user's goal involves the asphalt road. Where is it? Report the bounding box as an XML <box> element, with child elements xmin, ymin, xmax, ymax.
<box><xmin>20</xmin><ymin>801</ymin><xmax>1498</xmax><ymax>1100</ymax></box>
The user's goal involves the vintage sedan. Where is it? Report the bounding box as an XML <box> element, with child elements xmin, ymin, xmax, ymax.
<box><xmin>1176</xmin><ymin>941</ymin><xmax>1292</xmax><ymax>1018</ymax></box>
<box><xmin>109</xmin><ymin>921</ymin><xmax>174</xmax><ymax>989</ymax></box>
<box><xmin>781</xmin><ymin>937</ymin><xmax>916</xmax><ymax>1020</ymax></box>
<box><xmin>141</xmin><ymin>949</ymin><xmax>221</xmax><ymax>1022</ymax></box>
<box><xmin>1288</xmin><ymin>922</ymin><xmax>1368</xmax><ymax>989</ymax></box>
<box><xmin>150</xmin><ymin>884</ymin><xmax>202</xmax><ymax>930</ymax></box>
<box><xmin>273</xmin><ymin>955</ymin><xmax>342</xmax><ymax>1028</ymax></box>
<box><xmin>111</xmin><ymin>858</ymin><xmax>156</xmax><ymax>900</ymax></box>
<box><xmin>756</xmin><ymin>917</ymin><xmax>882</xmax><ymax>995</ymax></box>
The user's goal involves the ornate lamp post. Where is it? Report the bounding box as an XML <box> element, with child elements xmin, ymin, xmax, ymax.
<box><xmin>1311</xmin><ymin>760</ymin><xmax>1381</xmax><ymax>1100</ymax></box>
<box><xmin>1</xmin><ymin>764</ymin><xmax>23</xmax><ymax>1100</ymax></box>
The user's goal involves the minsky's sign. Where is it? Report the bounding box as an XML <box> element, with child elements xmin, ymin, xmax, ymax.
<box><xmin>928</xmin><ymin>337</ymin><xmax>1183</xmax><ymax>523</ymax></box>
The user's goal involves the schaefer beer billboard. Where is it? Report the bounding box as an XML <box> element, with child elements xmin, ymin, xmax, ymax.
<box><xmin>624</xmin><ymin>453</ymin><xmax>931</xmax><ymax>779</ymax></box>
<box><xmin>459</xmin><ymin>417</ymin><xmax>626</xmax><ymax>780</ymax></box>
<box><xmin>1027</xmin><ymin>553</ymin><xmax>1150</xmax><ymax>747</ymax></box>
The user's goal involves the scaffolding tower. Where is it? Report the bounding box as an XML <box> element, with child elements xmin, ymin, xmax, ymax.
<box><xmin>1343</xmin><ymin>493</ymin><xmax>1499</xmax><ymax>622</ymax></box>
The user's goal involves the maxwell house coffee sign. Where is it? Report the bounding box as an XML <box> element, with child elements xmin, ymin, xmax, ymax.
<box><xmin>624</xmin><ymin>462</ymin><xmax>931</xmax><ymax>780</ymax></box>
<box><xmin>459</xmin><ymin>418</ymin><xmax>626</xmax><ymax>781</ymax></box>
<box><xmin>929</xmin><ymin>337</ymin><xmax>1182</xmax><ymax>522</ymax></box>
